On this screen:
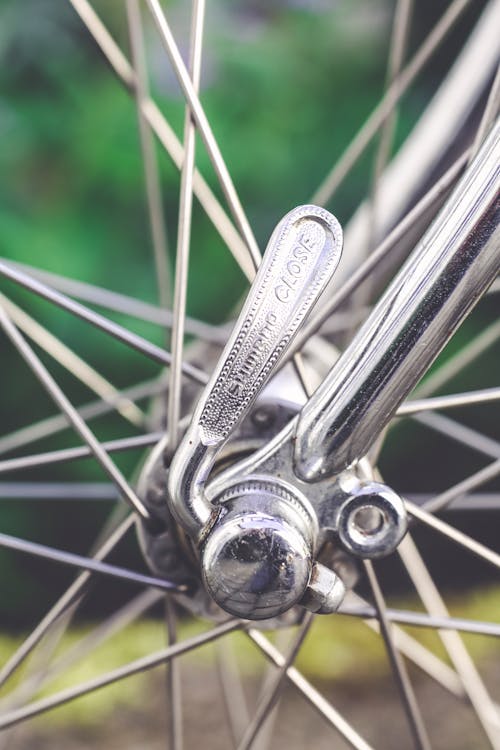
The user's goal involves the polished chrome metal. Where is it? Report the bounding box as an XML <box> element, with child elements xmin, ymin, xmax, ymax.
<box><xmin>335</xmin><ymin>482</ymin><xmax>408</xmax><ymax>559</ymax></box>
<box><xmin>295</xmin><ymin>117</ymin><xmax>500</xmax><ymax>480</ymax></box>
<box><xmin>300</xmin><ymin>562</ymin><xmax>346</xmax><ymax>614</ymax></box>
<box><xmin>201</xmin><ymin>480</ymin><xmax>316</xmax><ymax>620</ymax></box>
<box><xmin>168</xmin><ymin>205</ymin><xmax>343</xmax><ymax>538</ymax></box>
<box><xmin>206</xmin><ymin>428</ymin><xmax>408</xmax><ymax>565</ymax></box>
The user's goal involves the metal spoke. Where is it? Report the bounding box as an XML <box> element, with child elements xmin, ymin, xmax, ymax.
<box><xmin>0</xmin><ymin>590</ymin><xmax>162</xmax><ymax>711</ymax></box>
<box><xmin>0</xmin><ymin>503</ymin><xmax>130</xmax><ymax>730</ymax></box>
<box><xmin>0</xmin><ymin>530</ymin><xmax>183</xmax><ymax>593</ymax></box>
<box><xmin>345</xmin><ymin>592</ymin><xmax>466</xmax><ymax>697</ymax></box>
<box><xmin>0</xmin><ymin>376</ymin><xmax>164</xmax><ymax>457</ymax></box>
<box><xmin>311</xmin><ymin>0</ymin><xmax>473</xmax><ymax>206</ymax></box>
<box><xmin>247</xmin><ymin>630</ymin><xmax>374</xmax><ymax>750</ymax></box>
<box><xmin>0</xmin><ymin>432</ymin><xmax>164</xmax><ymax>475</ymax></box>
<box><xmin>145</xmin><ymin>0</ymin><xmax>261</xmax><ymax>267</ymax></box>
<box><xmin>0</xmin><ymin>619</ymin><xmax>241</xmax><ymax>731</ymax></box>
<box><xmin>67</xmin><ymin>0</ymin><xmax>254</xmax><ymax>280</ymax></box>
<box><xmin>0</xmin><ymin>512</ymin><xmax>135</xmax><ymax>688</ymax></box>
<box><xmin>238</xmin><ymin>614</ymin><xmax>315</xmax><ymax>750</ymax></box>
<box><xmin>165</xmin><ymin>598</ymin><xmax>183</xmax><ymax>750</ymax></box>
<box><xmin>46</xmin><ymin>590</ymin><xmax>162</xmax><ymax>685</ymax></box>
<box><xmin>367</xmin><ymin>0</ymin><xmax>413</xmax><ymax>252</ymax></box>
<box><xmin>168</xmin><ymin>0</ymin><xmax>206</xmax><ymax>452</ymax></box>
<box><xmin>363</xmin><ymin>560</ymin><xmax>431</xmax><ymax>750</ymax></box>
<box><xmin>126</xmin><ymin>0</ymin><xmax>172</xmax><ymax>309</ymax></box>
<box><xmin>250</xmin><ymin>629</ymin><xmax>293</xmax><ymax>750</ymax></box>
<box><xmin>293</xmin><ymin>150</ymin><xmax>468</xmax><ymax>354</ymax></box>
<box><xmin>398</xmin><ymin>387</ymin><xmax>500</xmax><ymax>415</ymax></box>
<box><xmin>399</xmin><ymin>535</ymin><xmax>500</xmax><ymax>748</ymax></box>
<box><xmin>0</xmin><ymin>260</ymin><xmax>208</xmax><ymax>383</ymax></box>
<box><xmin>0</xmin><ymin>482</ymin><xmax>117</xmax><ymax>500</ymax></box>
<box><xmin>336</xmin><ymin>0</ymin><xmax>499</xmax><ymax>297</ymax></box>
<box><xmin>421</xmin><ymin>457</ymin><xmax>500</xmax><ymax>516</ymax></box>
<box><xmin>338</xmin><ymin>601</ymin><xmax>500</xmax><ymax>639</ymax></box>
<box><xmin>0</xmin><ymin>292</ymin><xmax>145</xmax><ymax>428</ymax></box>
<box><xmin>0</xmin><ymin>304</ymin><xmax>152</xmax><ymax>521</ymax></box>
<box><xmin>410</xmin><ymin>493</ymin><xmax>500</xmax><ymax>513</ymax></box>
<box><xmin>413</xmin><ymin>411</ymin><xmax>500</xmax><ymax>460</ymax></box>
<box><xmin>4</xmin><ymin>258</ymin><xmax>228</xmax><ymax>343</ymax></box>
<box><xmin>406</xmin><ymin>500</ymin><xmax>500</xmax><ymax>570</ymax></box>
<box><xmin>215</xmin><ymin>638</ymin><xmax>250</xmax><ymax>747</ymax></box>
<box><xmin>413</xmin><ymin>319</ymin><xmax>500</xmax><ymax>398</ymax></box>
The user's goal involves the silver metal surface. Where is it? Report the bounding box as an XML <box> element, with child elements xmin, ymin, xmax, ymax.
<box><xmin>174</xmin><ymin>118</ymin><xmax>500</xmax><ymax>622</ymax></box>
<box><xmin>300</xmin><ymin>562</ymin><xmax>346</xmax><ymax>614</ymax></box>
<box><xmin>168</xmin><ymin>205</ymin><xmax>342</xmax><ymax>538</ymax></box>
<box><xmin>336</xmin><ymin>482</ymin><xmax>407</xmax><ymax>559</ymax></box>
<box><xmin>201</xmin><ymin>481</ymin><xmax>315</xmax><ymax>619</ymax></box>
<box><xmin>295</xmin><ymin>117</ymin><xmax>500</xmax><ymax>480</ymax></box>
<box><xmin>167</xmin><ymin>0</ymin><xmax>206</xmax><ymax>452</ymax></box>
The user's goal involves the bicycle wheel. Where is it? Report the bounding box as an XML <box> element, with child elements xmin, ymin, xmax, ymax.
<box><xmin>0</xmin><ymin>1</ymin><xmax>499</xmax><ymax>749</ymax></box>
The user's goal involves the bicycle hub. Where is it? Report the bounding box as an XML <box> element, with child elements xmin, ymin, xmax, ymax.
<box><xmin>151</xmin><ymin>205</ymin><xmax>408</xmax><ymax>621</ymax></box>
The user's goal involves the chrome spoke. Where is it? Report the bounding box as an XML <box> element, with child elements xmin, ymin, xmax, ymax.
<box><xmin>0</xmin><ymin>530</ymin><xmax>183</xmax><ymax>593</ymax></box>
<box><xmin>363</xmin><ymin>560</ymin><xmax>431</xmax><ymax>750</ymax></box>
<box><xmin>168</xmin><ymin>0</ymin><xmax>206</xmax><ymax>452</ymax></box>
<box><xmin>0</xmin><ymin>620</ymin><xmax>241</xmax><ymax>731</ymax></box>
<box><xmin>0</xmin><ymin>304</ymin><xmax>152</xmax><ymax>521</ymax></box>
<box><xmin>251</xmin><ymin>629</ymin><xmax>293</xmax><ymax>750</ymax></box>
<box><xmin>4</xmin><ymin>258</ymin><xmax>228</xmax><ymax>343</ymax></box>
<box><xmin>414</xmin><ymin>410</ymin><xmax>500</xmax><ymax>460</ymax></box>
<box><xmin>398</xmin><ymin>387</ymin><xmax>500</xmax><ymax>415</ymax></box>
<box><xmin>145</xmin><ymin>0</ymin><xmax>261</xmax><ymax>267</ymax></box>
<box><xmin>294</xmin><ymin>150</ymin><xmax>467</xmax><ymax>353</ymax></box>
<box><xmin>311</xmin><ymin>0</ymin><xmax>473</xmax><ymax>206</ymax></box>
<box><xmin>339</xmin><ymin>601</ymin><xmax>500</xmax><ymax>638</ymax></box>
<box><xmin>0</xmin><ymin>590</ymin><xmax>162</xmax><ymax>712</ymax></box>
<box><xmin>407</xmin><ymin>500</ymin><xmax>500</xmax><ymax>570</ymax></box>
<box><xmin>247</xmin><ymin>630</ymin><xmax>373</xmax><ymax>750</ymax></box>
<box><xmin>238</xmin><ymin>614</ymin><xmax>314</xmax><ymax>750</ymax></box>
<box><xmin>413</xmin><ymin>318</ymin><xmax>500</xmax><ymax>398</ymax></box>
<box><xmin>367</xmin><ymin>0</ymin><xmax>413</xmax><ymax>252</ymax></box>
<box><xmin>409</xmin><ymin>493</ymin><xmax>500</xmax><ymax>513</ymax></box>
<box><xmin>0</xmin><ymin>432</ymin><xmax>164</xmax><ymax>475</ymax></box>
<box><xmin>0</xmin><ymin>376</ymin><xmax>164</xmax><ymax>457</ymax></box>
<box><xmin>0</xmin><ymin>482</ymin><xmax>118</xmax><ymax>500</ymax></box>
<box><xmin>346</xmin><ymin>592</ymin><xmax>466</xmax><ymax>697</ymax></box>
<box><xmin>337</xmin><ymin>0</ymin><xmax>499</xmax><ymax>295</ymax></box>
<box><xmin>215</xmin><ymin>638</ymin><xmax>250</xmax><ymax>747</ymax></box>
<box><xmin>165</xmin><ymin>598</ymin><xmax>183</xmax><ymax>750</ymax></box>
<box><xmin>399</xmin><ymin>535</ymin><xmax>500</xmax><ymax>748</ymax></box>
<box><xmin>0</xmin><ymin>293</ymin><xmax>145</xmax><ymax>428</ymax></box>
<box><xmin>0</xmin><ymin>260</ymin><xmax>208</xmax><ymax>383</ymax></box>
<box><xmin>421</xmin><ymin>457</ymin><xmax>500</xmax><ymax>515</ymax></box>
<box><xmin>46</xmin><ymin>590</ymin><xmax>162</xmax><ymax>687</ymax></box>
<box><xmin>126</xmin><ymin>0</ymin><xmax>172</xmax><ymax>309</ymax></box>
<box><xmin>67</xmin><ymin>0</ymin><xmax>254</xmax><ymax>280</ymax></box>
<box><xmin>0</xmin><ymin>513</ymin><xmax>134</xmax><ymax>688</ymax></box>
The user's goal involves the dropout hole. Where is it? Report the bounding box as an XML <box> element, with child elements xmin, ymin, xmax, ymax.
<box><xmin>351</xmin><ymin>505</ymin><xmax>385</xmax><ymax>536</ymax></box>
